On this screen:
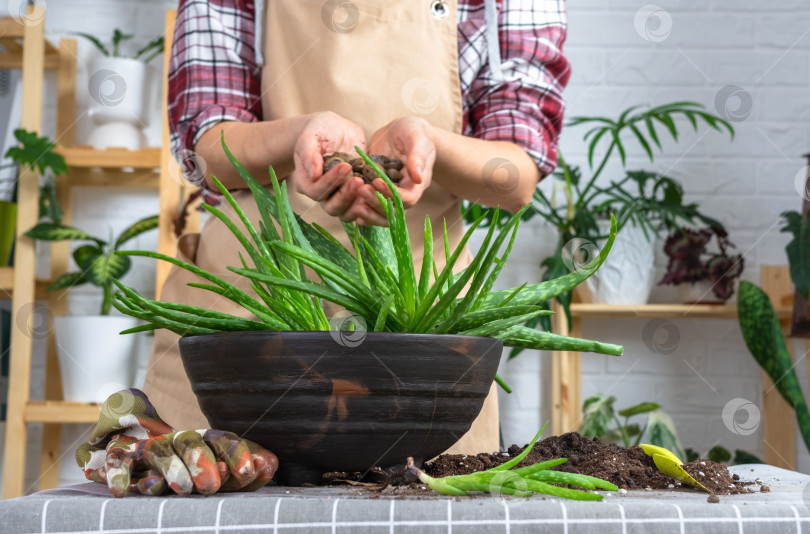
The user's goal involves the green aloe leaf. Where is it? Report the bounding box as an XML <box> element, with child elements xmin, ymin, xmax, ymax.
<box><xmin>478</xmin><ymin>214</ymin><xmax>618</xmax><ymax>309</ymax></box>
<box><xmin>495</xmin><ymin>325</ymin><xmax>623</xmax><ymax>357</ymax></box>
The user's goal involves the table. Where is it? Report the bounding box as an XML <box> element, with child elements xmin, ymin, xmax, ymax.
<box><xmin>1</xmin><ymin>465</ymin><xmax>808</xmax><ymax>533</ymax></box>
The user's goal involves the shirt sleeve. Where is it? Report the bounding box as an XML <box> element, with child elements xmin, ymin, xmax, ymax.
<box><xmin>460</xmin><ymin>0</ymin><xmax>570</xmax><ymax>178</ymax></box>
<box><xmin>168</xmin><ymin>0</ymin><xmax>262</xmax><ymax>196</ymax></box>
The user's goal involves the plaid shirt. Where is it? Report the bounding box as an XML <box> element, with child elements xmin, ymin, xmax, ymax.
<box><xmin>169</xmin><ymin>0</ymin><xmax>570</xmax><ymax>198</ymax></box>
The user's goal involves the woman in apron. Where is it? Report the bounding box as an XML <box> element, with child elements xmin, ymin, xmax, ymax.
<box><xmin>144</xmin><ymin>0</ymin><xmax>570</xmax><ymax>455</ymax></box>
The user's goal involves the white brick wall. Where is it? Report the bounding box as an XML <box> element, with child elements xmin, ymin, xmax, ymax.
<box><xmin>2</xmin><ymin>0</ymin><xmax>809</xmax><ymax>494</ymax></box>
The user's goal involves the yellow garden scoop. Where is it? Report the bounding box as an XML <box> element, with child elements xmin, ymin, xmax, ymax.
<box><xmin>640</xmin><ymin>444</ymin><xmax>712</xmax><ymax>494</ymax></box>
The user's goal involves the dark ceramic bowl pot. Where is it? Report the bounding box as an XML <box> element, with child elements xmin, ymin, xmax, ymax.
<box><xmin>179</xmin><ymin>331</ymin><xmax>501</xmax><ymax>485</ymax></box>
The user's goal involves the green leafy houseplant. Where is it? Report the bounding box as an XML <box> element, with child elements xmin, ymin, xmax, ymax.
<box><xmin>781</xmin><ymin>209</ymin><xmax>810</xmax><ymax>300</ymax></box>
<box><xmin>112</xmin><ymin>135</ymin><xmax>623</xmax><ymax>393</ymax></box>
<box><xmin>580</xmin><ymin>393</ymin><xmax>686</xmax><ymax>461</ymax></box>
<box><xmin>737</xmin><ymin>281</ymin><xmax>810</xmax><ymax>453</ymax></box>
<box><xmin>1</xmin><ymin>128</ymin><xmax>69</xmax><ymax>225</ymax></box>
<box><xmin>75</xmin><ymin>29</ymin><xmax>164</xmax><ymax>63</ymax></box>
<box><xmin>25</xmin><ymin>215</ymin><xmax>159</xmax><ymax>315</ymax></box>
<box><xmin>684</xmin><ymin>446</ymin><xmax>762</xmax><ymax>465</ymax></box>
<box><xmin>464</xmin><ymin>102</ymin><xmax>733</xmax><ymax>338</ymax></box>
<box><xmin>658</xmin><ymin>226</ymin><xmax>744</xmax><ymax>301</ymax></box>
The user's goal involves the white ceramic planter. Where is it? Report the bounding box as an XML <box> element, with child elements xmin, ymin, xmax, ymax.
<box><xmin>583</xmin><ymin>220</ymin><xmax>657</xmax><ymax>305</ymax></box>
<box><xmin>86</xmin><ymin>57</ymin><xmax>147</xmax><ymax>150</ymax></box>
<box><xmin>53</xmin><ymin>316</ymin><xmax>139</xmax><ymax>403</ymax></box>
<box><xmin>677</xmin><ymin>280</ymin><xmax>725</xmax><ymax>304</ymax></box>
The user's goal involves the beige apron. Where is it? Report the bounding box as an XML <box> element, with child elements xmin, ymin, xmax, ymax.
<box><xmin>143</xmin><ymin>0</ymin><xmax>499</xmax><ymax>455</ymax></box>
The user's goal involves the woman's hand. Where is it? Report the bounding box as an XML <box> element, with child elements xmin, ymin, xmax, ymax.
<box><xmin>292</xmin><ymin>111</ymin><xmax>370</xmax><ymax>222</ymax></box>
<box><xmin>358</xmin><ymin>117</ymin><xmax>436</xmax><ymax>222</ymax></box>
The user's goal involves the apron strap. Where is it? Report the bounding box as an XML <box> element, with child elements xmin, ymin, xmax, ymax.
<box><xmin>485</xmin><ymin>0</ymin><xmax>503</xmax><ymax>80</ymax></box>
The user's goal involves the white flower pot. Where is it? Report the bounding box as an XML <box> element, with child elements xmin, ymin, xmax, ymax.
<box><xmin>677</xmin><ymin>280</ymin><xmax>725</xmax><ymax>304</ymax></box>
<box><xmin>53</xmin><ymin>316</ymin><xmax>139</xmax><ymax>403</ymax></box>
<box><xmin>86</xmin><ymin>57</ymin><xmax>147</xmax><ymax>150</ymax></box>
<box><xmin>583</xmin><ymin>221</ymin><xmax>656</xmax><ymax>305</ymax></box>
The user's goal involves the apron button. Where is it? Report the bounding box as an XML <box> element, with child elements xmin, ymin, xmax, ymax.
<box><xmin>430</xmin><ymin>0</ymin><xmax>449</xmax><ymax>19</ymax></box>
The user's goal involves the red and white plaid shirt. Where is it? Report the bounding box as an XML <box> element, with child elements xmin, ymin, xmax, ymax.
<box><xmin>169</xmin><ymin>0</ymin><xmax>570</xmax><ymax>199</ymax></box>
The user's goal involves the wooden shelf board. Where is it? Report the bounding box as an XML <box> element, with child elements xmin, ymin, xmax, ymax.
<box><xmin>0</xmin><ymin>17</ymin><xmax>60</xmax><ymax>67</ymax></box>
<box><xmin>0</xmin><ymin>52</ymin><xmax>58</xmax><ymax>70</ymax></box>
<box><xmin>57</xmin><ymin>146</ymin><xmax>162</xmax><ymax>170</ymax></box>
<box><xmin>67</xmin><ymin>168</ymin><xmax>160</xmax><ymax>188</ymax></box>
<box><xmin>570</xmin><ymin>302</ymin><xmax>792</xmax><ymax>319</ymax></box>
<box><xmin>0</xmin><ymin>267</ymin><xmax>51</xmax><ymax>299</ymax></box>
<box><xmin>25</xmin><ymin>401</ymin><xmax>100</xmax><ymax>424</ymax></box>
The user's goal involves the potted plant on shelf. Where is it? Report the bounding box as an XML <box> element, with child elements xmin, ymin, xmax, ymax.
<box><xmin>464</xmin><ymin>102</ymin><xmax>733</xmax><ymax>317</ymax></box>
<box><xmin>25</xmin><ymin>214</ymin><xmax>158</xmax><ymax>402</ymax></box>
<box><xmin>111</xmin><ymin>136</ymin><xmax>624</xmax><ymax>485</ymax></box>
<box><xmin>76</xmin><ymin>29</ymin><xmax>164</xmax><ymax>151</ymax></box>
<box><xmin>658</xmin><ymin>226</ymin><xmax>744</xmax><ymax>304</ymax></box>
<box><xmin>0</xmin><ymin>128</ymin><xmax>67</xmax><ymax>265</ymax></box>
<box><xmin>580</xmin><ymin>393</ymin><xmax>687</xmax><ymax>461</ymax></box>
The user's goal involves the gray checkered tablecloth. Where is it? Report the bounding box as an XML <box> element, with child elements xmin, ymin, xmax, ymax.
<box><xmin>1</xmin><ymin>465</ymin><xmax>808</xmax><ymax>534</ymax></box>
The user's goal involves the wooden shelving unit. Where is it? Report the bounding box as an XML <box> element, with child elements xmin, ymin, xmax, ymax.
<box><xmin>550</xmin><ymin>266</ymin><xmax>798</xmax><ymax>470</ymax></box>
<box><xmin>25</xmin><ymin>401</ymin><xmax>102</xmax><ymax>424</ymax></box>
<box><xmin>569</xmin><ymin>302</ymin><xmax>792</xmax><ymax>320</ymax></box>
<box><xmin>1</xmin><ymin>7</ymin><xmax>186</xmax><ymax>499</ymax></box>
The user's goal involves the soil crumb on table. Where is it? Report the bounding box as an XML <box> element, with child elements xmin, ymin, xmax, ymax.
<box><xmin>324</xmin><ymin>432</ymin><xmax>749</xmax><ymax>496</ymax></box>
<box><xmin>682</xmin><ymin>459</ymin><xmax>747</xmax><ymax>495</ymax></box>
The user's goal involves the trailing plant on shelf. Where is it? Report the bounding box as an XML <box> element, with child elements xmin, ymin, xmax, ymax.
<box><xmin>580</xmin><ymin>393</ymin><xmax>686</xmax><ymax>461</ymax></box>
<box><xmin>658</xmin><ymin>226</ymin><xmax>744</xmax><ymax>301</ymax></box>
<box><xmin>75</xmin><ymin>29</ymin><xmax>164</xmax><ymax>63</ymax></box>
<box><xmin>463</xmin><ymin>102</ymin><xmax>733</xmax><ymax>341</ymax></box>
<box><xmin>25</xmin><ymin>215</ymin><xmax>159</xmax><ymax>315</ymax></box>
<box><xmin>111</xmin><ymin>135</ymin><xmax>624</xmax><ymax>393</ymax></box>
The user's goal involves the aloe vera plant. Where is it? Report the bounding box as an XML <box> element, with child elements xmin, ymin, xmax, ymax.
<box><xmin>407</xmin><ymin>424</ymin><xmax>618</xmax><ymax>500</ymax></box>
<box><xmin>113</xmin><ymin>135</ymin><xmax>623</xmax><ymax>391</ymax></box>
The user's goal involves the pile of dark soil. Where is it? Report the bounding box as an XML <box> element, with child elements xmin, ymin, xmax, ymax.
<box><xmin>324</xmin><ymin>432</ymin><xmax>750</xmax><ymax>496</ymax></box>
